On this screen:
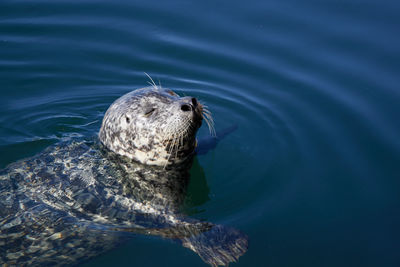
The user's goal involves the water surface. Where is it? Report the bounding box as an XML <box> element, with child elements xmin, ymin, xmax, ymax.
<box><xmin>1</xmin><ymin>0</ymin><xmax>400</xmax><ymax>266</ymax></box>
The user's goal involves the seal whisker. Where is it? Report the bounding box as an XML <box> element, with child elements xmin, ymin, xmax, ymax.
<box><xmin>202</xmin><ymin>108</ymin><xmax>216</xmax><ymax>137</ymax></box>
<box><xmin>202</xmin><ymin>108</ymin><xmax>212</xmax><ymax>115</ymax></box>
<box><xmin>147</xmin><ymin>81</ymin><xmax>156</xmax><ymax>88</ymax></box>
<box><xmin>173</xmin><ymin>135</ymin><xmax>179</xmax><ymax>158</ymax></box>
<box><xmin>164</xmin><ymin>133</ymin><xmax>177</xmax><ymax>169</ymax></box>
<box><xmin>202</xmin><ymin>108</ymin><xmax>212</xmax><ymax>114</ymax></box>
<box><xmin>204</xmin><ymin>116</ymin><xmax>216</xmax><ymax>137</ymax></box>
<box><xmin>144</xmin><ymin>72</ymin><xmax>158</xmax><ymax>89</ymax></box>
<box><xmin>203</xmin><ymin>111</ymin><xmax>213</xmax><ymax>119</ymax></box>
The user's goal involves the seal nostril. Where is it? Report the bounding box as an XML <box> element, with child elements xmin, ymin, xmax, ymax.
<box><xmin>181</xmin><ymin>104</ymin><xmax>191</xmax><ymax>112</ymax></box>
<box><xmin>191</xmin><ymin>98</ymin><xmax>197</xmax><ymax>107</ymax></box>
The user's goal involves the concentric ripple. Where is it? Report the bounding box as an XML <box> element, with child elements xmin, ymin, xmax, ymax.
<box><xmin>1</xmin><ymin>0</ymin><xmax>400</xmax><ymax>266</ymax></box>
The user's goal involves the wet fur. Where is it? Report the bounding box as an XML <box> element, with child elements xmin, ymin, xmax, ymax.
<box><xmin>0</xmin><ymin>87</ymin><xmax>247</xmax><ymax>266</ymax></box>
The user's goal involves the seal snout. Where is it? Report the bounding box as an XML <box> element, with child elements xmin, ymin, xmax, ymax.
<box><xmin>180</xmin><ymin>97</ymin><xmax>198</xmax><ymax>112</ymax></box>
<box><xmin>180</xmin><ymin>97</ymin><xmax>203</xmax><ymax>122</ymax></box>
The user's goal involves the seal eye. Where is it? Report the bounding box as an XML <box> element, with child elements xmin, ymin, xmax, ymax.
<box><xmin>144</xmin><ymin>108</ymin><xmax>156</xmax><ymax>117</ymax></box>
<box><xmin>126</xmin><ymin>117</ymin><xmax>130</xmax><ymax>123</ymax></box>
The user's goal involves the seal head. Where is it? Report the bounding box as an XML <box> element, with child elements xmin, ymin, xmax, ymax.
<box><xmin>99</xmin><ymin>87</ymin><xmax>203</xmax><ymax>166</ymax></box>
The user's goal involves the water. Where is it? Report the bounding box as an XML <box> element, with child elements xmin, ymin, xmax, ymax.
<box><xmin>1</xmin><ymin>0</ymin><xmax>400</xmax><ymax>266</ymax></box>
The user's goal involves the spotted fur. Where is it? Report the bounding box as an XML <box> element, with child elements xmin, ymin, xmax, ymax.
<box><xmin>99</xmin><ymin>87</ymin><xmax>202</xmax><ymax>166</ymax></box>
<box><xmin>0</xmin><ymin>87</ymin><xmax>248</xmax><ymax>266</ymax></box>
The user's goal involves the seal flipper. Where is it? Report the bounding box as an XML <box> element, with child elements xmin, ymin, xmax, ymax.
<box><xmin>108</xmin><ymin>220</ymin><xmax>248</xmax><ymax>266</ymax></box>
<box><xmin>180</xmin><ymin>224</ymin><xmax>248</xmax><ymax>267</ymax></box>
<box><xmin>196</xmin><ymin>125</ymin><xmax>238</xmax><ymax>155</ymax></box>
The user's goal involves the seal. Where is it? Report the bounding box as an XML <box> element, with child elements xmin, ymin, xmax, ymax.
<box><xmin>0</xmin><ymin>86</ymin><xmax>247</xmax><ymax>266</ymax></box>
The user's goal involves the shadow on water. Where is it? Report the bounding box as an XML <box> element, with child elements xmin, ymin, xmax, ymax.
<box><xmin>184</xmin><ymin>157</ymin><xmax>211</xmax><ymax>215</ymax></box>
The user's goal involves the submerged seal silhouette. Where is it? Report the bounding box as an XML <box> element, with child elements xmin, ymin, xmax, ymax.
<box><xmin>0</xmin><ymin>86</ymin><xmax>247</xmax><ymax>266</ymax></box>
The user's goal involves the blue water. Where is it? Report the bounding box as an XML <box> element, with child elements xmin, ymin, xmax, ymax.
<box><xmin>1</xmin><ymin>0</ymin><xmax>400</xmax><ymax>266</ymax></box>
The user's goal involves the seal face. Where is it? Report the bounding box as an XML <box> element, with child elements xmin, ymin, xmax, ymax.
<box><xmin>0</xmin><ymin>86</ymin><xmax>248</xmax><ymax>267</ymax></box>
<box><xmin>99</xmin><ymin>87</ymin><xmax>203</xmax><ymax>166</ymax></box>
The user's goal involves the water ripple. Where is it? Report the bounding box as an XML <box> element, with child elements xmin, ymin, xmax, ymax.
<box><xmin>1</xmin><ymin>0</ymin><xmax>400</xmax><ymax>265</ymax></box>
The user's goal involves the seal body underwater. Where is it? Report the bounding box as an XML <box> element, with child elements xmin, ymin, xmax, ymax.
<box><xmin>0</xmin><ymin>86</ymin><xmax>248</xmax><ymax>266</ymax></box>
